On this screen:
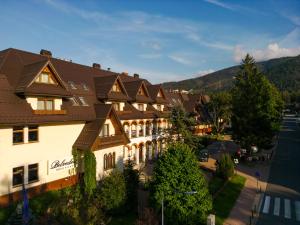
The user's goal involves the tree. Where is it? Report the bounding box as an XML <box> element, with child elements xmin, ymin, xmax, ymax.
<box><xmin>151</xmin><ymin>143</ymin><xmax>212</xmax><ymax>225</ymax></box>
<box><xmin>207</xmin><ymin>91</ymin><xmax>232</xmax><ymax>135</ymax></box>
<box><xmin>216</xmin><ymin>154</ymin><xmax>234</xmax><ymax>180</ymax></box>
<box><xmin>231</xmin><ymin>54</ymin><xmax>283</xmax><ymax>150</ymax></box>
<box><xmin>83</xmin><ymin>150</ymin><xmax>97</xmax><ymax>198</ymax></box>
<box><xmin>123</xmin><ymin>160</ymin><xmax>139</xmax><ymax>211</ymax></box>
<box><xmin>97</xmin><ymin>170</ymin><xmax>126</xmax><ymax>212</ymax></box>
<box><xmin>168</xmin><ymin>105</ymin><xmax>195</xmax><ymax>142</ymax></box>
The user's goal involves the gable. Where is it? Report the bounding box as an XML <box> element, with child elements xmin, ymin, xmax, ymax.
<box><xmin>137</xmin><ymin>83</ymin><xmax>148</xmax><ymax>97</ymax></box>
<box><xmin>35</xmin><ymin>66</ymin><xmax>58</xmax><ymax>85</ymax></box>
<box><xmin>111</xmin><ymin>78</ymin><xmax>125</xmax><ymax>94</ymax></box>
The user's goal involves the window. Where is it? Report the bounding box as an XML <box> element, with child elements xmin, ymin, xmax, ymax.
<box><xmin>146</xmin><ymin>122</ymin><xmax>151</xmax><ymax>136</ymax></box>
<box><xmin>157</xmin><ymin>90</ymin><xmax>162</xmax><ymax>97</ymax></box>
<box><xmin>139</xmin><ymin>124</ymin><xmax>144</xmax><ymax>136</ymax></box>
<box><xmin>138</xmin><ymin>104</ymin><xmax>144</xmax><ymax>111</ymax></box>
<box><xmin>37</xmin><ymin>98</ymin><xmax>54</xmax><ymax>110</ymax></box>
<box><xmin>70</xmin><ymin>97</ymin><xmax>79</xmax><ymax>106</ymax></box>
<box><xmin>131</xmin><ymin>123</ymin><xmax>137</xmax><ymax>138</ymax></box>
<box><xmin>78</xmin><ymin>97</ymin><xmax>89</xmax><ymax>106</ymax></box>
<box><xmin>28</xmin><ymin>164</ymin><xmax>39</xmax><ymax>183</ymax></box>
<box><xmin>138</xmin><ymin>87</ymin><xmax>145</xmax><ymax>96</ymax></box>
<box><xmin>68</xmin><ymin>81</ymin><xmax>77</xmax><ymax>89</ymax></box>
<box><xmin>13</xmin><ymin>166</ymin><xmax>24</xmax><ymax>187</ymax></box>
<box><xmin>157</xmin><ymin>104</ymin><xmax>162</xmax><ymax>111</ymax></box>
<box><xmin>82</xmin><ymin>83</ymin><xmax>89</xmax><ymax>91</ymax></box>
<box><xmin>104</xmin><ymin>152</ymin><xmax>116</xmax><ymax>170</ymax></box>
<box><xmin>112</xmin><ymin>82</ymin><xmax>121</xmax><ymax>92</ymax></box>
<box><xmin>100</xmin><ymin>124</ymin><xmax>109</xmax><ymax>137</ymax></box>
<box><xmin>28</xmin><ymin>126</ymin><xmax>38</xmax><ymax>142</ymax></box>
<box><xmin>13</xmin><ymin>127</ymin><xmax>24</xmax><ymax>144</ymax></box>
<box><xmin>113</xmin><ymin>103</ymin><xmax>120</xmax><ymax>111</ymax></box>
<box><xmin>35</xmin><ymin>72</ymin><xmax>55</xmax><ymax>84</ymax></box>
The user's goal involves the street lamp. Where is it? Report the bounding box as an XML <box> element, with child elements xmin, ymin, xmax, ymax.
<box><xmin>161</xmin><ymin>190</ymin><xmax>198</xmax><ymax>225</ymax></box>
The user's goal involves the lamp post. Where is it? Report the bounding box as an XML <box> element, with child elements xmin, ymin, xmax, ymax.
<box><xmin>161</xmin><ymin>190</ymin><xmax>197</xmax><ymax>225</ymax></box>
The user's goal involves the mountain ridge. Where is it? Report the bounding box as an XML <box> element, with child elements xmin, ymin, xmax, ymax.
<box><xmin>162</xmin><ymin>55</ymin><xmax>300</xmax><ymax>93</ymax></box>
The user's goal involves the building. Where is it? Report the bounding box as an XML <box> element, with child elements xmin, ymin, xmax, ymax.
<box><xmin>0</xmin><ymin>48</ymin><xmax>170</xmax><ymax>205</ymax></box>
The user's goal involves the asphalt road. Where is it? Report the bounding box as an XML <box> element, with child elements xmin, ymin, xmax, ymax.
<box><xmin>257</xmin><ymin>116</ymin><xmax>300</xmax><ymax>225</ymax></box>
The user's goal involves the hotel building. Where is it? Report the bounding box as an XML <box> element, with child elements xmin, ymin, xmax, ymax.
<box><xmin>0</xmin><ymin>48</ymin><xmax>210</xmax><ymax>205</ymax></box>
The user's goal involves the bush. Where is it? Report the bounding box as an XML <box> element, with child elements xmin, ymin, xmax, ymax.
<box><xmin>216</xmin><ymin>154</ymin><xmax>234</xmax><ymax>180</ymax></box>
<box><xmin>97</xmin><ymin>170</ymin><xmax>126</xmax><ymax>212</ymax></box>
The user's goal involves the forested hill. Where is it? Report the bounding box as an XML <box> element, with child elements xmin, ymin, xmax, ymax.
<box><xmin>162</xmin><ymin>55</ymin><xmax>300</xmax><ymax>93</ymax></box>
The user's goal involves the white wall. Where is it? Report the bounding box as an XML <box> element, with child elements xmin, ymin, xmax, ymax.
<box><xmin>100</xmin><ymin>119</ymin><xmax>115</xmax><ymax>136</ymax></box>
<box><xmin>94</xmin><ymin>145</ymin><xmax>124</xmax><ymax>180</ymax></box>
<box><xmin>0</xmin><ymin>123</ymin><xmax>84</xmax><ymax>196</ymax></box>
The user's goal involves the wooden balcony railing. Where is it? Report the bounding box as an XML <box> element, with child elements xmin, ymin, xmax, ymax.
<box><xmin>33</xmin><ymin>109</ymin><xmax>67</xmax><ymax>115</ymax></box>
<box><xmin>98</xmin><ymin>134</ymin><xmax>125</xmax><ymax>148</ymax></box>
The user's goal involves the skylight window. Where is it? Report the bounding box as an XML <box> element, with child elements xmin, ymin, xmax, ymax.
<box><xmin>82</xmin><ymin>83</ymin><xmax>89</xmax><ymax>91</ymax></box>
<box><xmin>68</xmin><ymin>81</ymin><xmax>77</xmax><ymax>89</ymax></box>
<box><xmin>70</xmin><ymin>97</ymin><xmax>79</xmax><ymax>106</ymax></box>
<box><xmin>78</xmin><ymin>96</ymin><xmax>89</xmax><ymax>106</ymax></box>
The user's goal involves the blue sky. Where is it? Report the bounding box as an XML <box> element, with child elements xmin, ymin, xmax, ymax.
<box><xmin>0</xmin><ymin>0</ymin><xmax>300</xmax><ymax>83</ymax></box>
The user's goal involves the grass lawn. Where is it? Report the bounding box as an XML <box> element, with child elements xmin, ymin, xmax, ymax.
<box><xmin>213</xmin><ymin>174</ymin><xmax>246</xmax><ymax>225</ymax></box>
<box><xmin>109</xmin><ymin>212</ymin><xmax>137</xmax><ymax>225</ymax></box>
<box><xmin>209</xmin><ymin>176</ymin><xmax>225</xmax><ymax>195</ymax></box>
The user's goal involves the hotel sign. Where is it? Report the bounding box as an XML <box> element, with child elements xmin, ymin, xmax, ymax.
<box><xmin>48</xmin><ymin>157</ymin><xmax>74</xmax><ymax>174</ymax></box>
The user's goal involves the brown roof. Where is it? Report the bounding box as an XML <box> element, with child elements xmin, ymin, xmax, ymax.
<box><xmin>0</xmin><ymin>48</ymin><xmax>170</xmax><ymax>126</ymax></box>
<box><xmin>73</xmin><ymin>104</ymin><xmax>130</xmax><ymax>150</ymax></box>
<box><xmin>147</xmin><ymin>84</ymin><xmax>168</xmax><ymax>104</ymax></box>
<box><xmin>94</xmin><ymin>75</ymin><xmax>130</xmax><ymax>101</ymax></box>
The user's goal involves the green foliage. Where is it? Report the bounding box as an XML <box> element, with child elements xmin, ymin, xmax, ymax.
<box><xmin>151</xmin><ymin>142</ymin><xmax>212</xmax><ymax>225</ymax></box>
<box><xmin>169</xmin><ymin>105</ymin><xmax>195</xmax><ymax>142</ymax></box>
<box><xmin>209</xmin><ymin>176</ymin><xmax>225</xmax><ymax>195</ymax></box>
<box><xmin>97</xmin><ymin>170</ymin><xmax>126</xmax><ymax>212</ymax></box>
<box><xmin>123</xmin><ymin>160</ymin><xmax>139</xmax><ymax>212</ymax></box>
<box><xmin>208</xmin><ymin>91</ymin><xmax>232</xmax><ymax>134</ymax></box>
<box><xmin>216</xmin><ymin>154</ymin><xmax>234</xmax><ymax>180</ymax></box>
<box><xmin>83</xmin><ymin>150</ymin><xmax>97</xmax><ymax>198</ymax></box>
<box><xmin>231</xmin><ymin>54</ymin><xmax>284</xmax><ymax>150</ymax></box>
<box><xmin>213</xmin><ymin>175</ymin><xmax>246</xmax><ymax>225</ymax></box>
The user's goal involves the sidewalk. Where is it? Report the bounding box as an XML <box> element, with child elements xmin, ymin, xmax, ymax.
<box><xmin>200</xmin><ymin>139</ymin><xmax>277</xmax><ymax>225</ymax></box>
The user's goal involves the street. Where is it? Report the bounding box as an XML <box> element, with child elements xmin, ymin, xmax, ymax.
<box><xmin>257</xmin><ymin>116</ymin><xmax>300</xmax><ymax>224</ymax></box>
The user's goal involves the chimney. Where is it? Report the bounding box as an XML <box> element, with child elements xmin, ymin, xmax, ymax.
<box><xmin>40</xmin><ymin>49</ymin><xmax>52</xmax><ymax>57</ymax></box>
<box><xmin>122</xmin><ymin>71</ymin><xmax>128</xmax><ymax>75</ymax></box>
<box><xmin>107</xmin><ymin>67</ymin><xmax>111</xmax><ymax>71</ymax></box>
<box><xmin>133</xmin><ymin>73</ymin><xmax>139</xmax><ymax>79</ymax></box>
<box><xmin>92</xmin><ymin>63</ymin><xmax>101</xmax><ymax>69</ymax></box>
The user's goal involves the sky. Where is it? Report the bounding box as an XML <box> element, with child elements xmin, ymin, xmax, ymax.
<box><xmin>0</xmin><ymin>0</ymin><xmax>300</xmax><ymax>83</ymax></box>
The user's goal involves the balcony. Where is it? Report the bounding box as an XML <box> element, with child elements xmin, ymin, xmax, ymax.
<box><xmin>33</xmin><ymin>109</ymin><xmax>66</xmax><ymax>115</ymax></box>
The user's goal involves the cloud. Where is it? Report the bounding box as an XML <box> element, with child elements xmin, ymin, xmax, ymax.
<box><xmin>139</xmin><ymin>53</ymin><xmax>162</xmax><ymax>59</ymax></box>
<box><xmin>204</xmin><ymin>0</ymin><xmax>235</xmax><ymax>11</ymax></box>
<box><xmin>281</xmin><ymin>13</ymin><xmax>300</xmax><ymax>26</ymax></box>
<box><xmin>233</xmin><ymin>43</ymin><xmax>300</xmax><ymax>62</ymax></box>
<box><xmin>197</xmin><ymin>69</ymin><xmax>215</xmax><ymax>76</ymax></box>
<box><xmin>168</xmin><ymin>54</ymin><xmax>192</xmax><ymax>65</ymax></box>
<box><xmin>141</xmin><ymin>40</ymin><xmax>162</xmax><ymax>50</ymax></box>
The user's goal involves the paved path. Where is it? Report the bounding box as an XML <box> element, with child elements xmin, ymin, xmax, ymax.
<box><xmin>257</xmin><ymin>117</ymin><xmax>300</xmax><ymax>225</ymax></box>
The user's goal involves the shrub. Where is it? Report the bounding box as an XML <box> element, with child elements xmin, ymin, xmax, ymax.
<box><xmin>97</xmin><ymin>170</ymin><xmax>126</xmax><ymax>212</ymax></box>
<box><xmin>216</xmin><ymin>154</ymin><xmax>234</xmax><ymax>180</ymax></box>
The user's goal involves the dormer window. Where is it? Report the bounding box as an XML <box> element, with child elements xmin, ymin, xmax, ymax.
<box><xmin>157</xmin><ymin>104</ymin><xmax>162</xmax><ymax>111</ymax></box>
<box><xmin>113</xmin><ymin>103</ymin><xmax>120</xmax><ymax>111</ymax></box>
<box><xmin>82</xmin><ymin>83</ymin><xmax>89</xmax><ymax>91</ymax></box>
<box><xmin>68</xmin><ymin>81</ymin><xmax>77</xmax><ymax>89</ymax></box>
<box><xmin>138</xmin><ymin>87</ymin><xmax>145</xmax><ymax>96</ymax></box>
<box><xmin>157</xmin><ymin>90</ymin><xmax>163</xmax><ymax>97</ymax></box>
<box><xmin>70</xmin><ymin>97</ymin><xmax>79</xmax><ymax>106</ymax></box>
<box><xmin>138</xmin><ymin>104</ymin><xmax>144</xmax><ymax>111</ymax></box>
<box><xmin>78</xmin><ymin>96</ymin><xmax>89</xmax><ymax>106</ymax></box>
<box><xmin>35</xmin><ymin>72</ymin><xmax>56</xmax><ymax>84</ymax></box>
<box><xmin>112</xmin><ymin>82</ymin><xmax>121</xmax><ymax>92</ymax></box>
<box><xmin>37</xmin><ymin>98</ymin><xmax>54</xmax><ymax>110</ymax></box>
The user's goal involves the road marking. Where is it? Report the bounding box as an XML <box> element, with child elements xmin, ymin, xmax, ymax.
<box><xmin>273</xmin><ymin>197</ymin><xmax>280</xmax><ymax>216</ymax></box>
<box><xmin>295</xmin><ymin>201</ymin><xmax>300</xmax><ymax>221</ymax></box>
<box><xmin>262</xmin><ymin>196</ymin><xmax>271</xmax><ymax>214</ymax></box>
<box><xmin>284</xmin><ymin>199</ymin><xmax>291</xmax><ymax>219</ymax></box>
